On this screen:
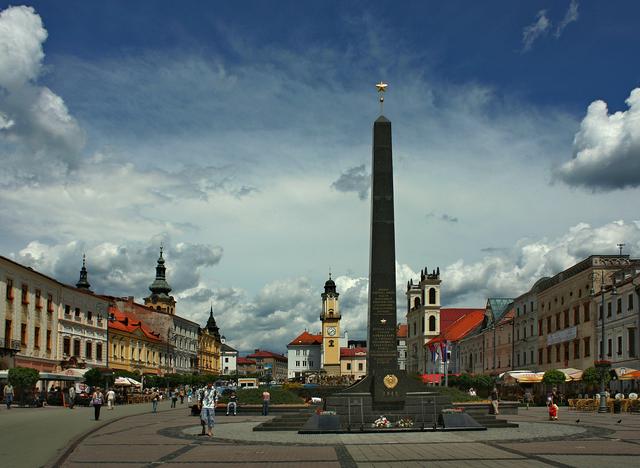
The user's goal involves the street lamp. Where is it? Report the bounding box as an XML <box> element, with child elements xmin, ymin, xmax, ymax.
<box><xmin>592</xmin><ymin>271</ymin><xmax>617</xmax><ymax>414</ymax></box>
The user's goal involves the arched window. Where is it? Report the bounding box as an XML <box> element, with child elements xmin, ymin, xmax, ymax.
<box><xmin>428</xmin><ymin>315</ymin><xmax>436</xmax><ymax>331</ymax></box>
<box><xmin>414</xmin><ymin>297</ymin><xmax>421</xmax><ymax>308</ymax></box>
<box><xmin>429</xmin><ymin>288</ymin><xmax>436</xmax><ymax>304</ymax></box>
<box><xmin>329</xmin><ymin>340</ymin><xmax>335</xmax><ymax>347</ymax></box>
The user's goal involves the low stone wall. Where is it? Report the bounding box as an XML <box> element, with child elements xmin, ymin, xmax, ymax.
<box><xmin>452</xmin><ymin>401</ymin><xmax>519</xmax><ymax>415</ymax></box>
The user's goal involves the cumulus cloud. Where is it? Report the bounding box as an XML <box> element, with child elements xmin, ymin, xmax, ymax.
<box><xmin>442</xmin><ymin>220</ymin><xmax>639</xmax><ymax>304</ymax></box>
<box><xmin>331</xmin><ymin>165</ymin><xmax>370</xmax><ymax>200</ymax></box>
<box><xmin>522</xmin><ymin>10</ymin><xmax>551</xmax><ymax>52</ymax></box>
<box><xmin>555</xmin><ymin>88</ymin><xmax>640</xmax><ymax>190</ymax></box>
<box><xmin>0</xmin><ymin>5</ymin><xmax>85</xmax><ymax>184</ymax></box>
<box><xmin>555</xmin><ymin>0</ymin><xmax>579</xmax><ymax>38</ymax></box>
<box><xmin>12</xmin><ymin>236</ymin><xmax>223</xmax><ymax>299</ymax></box>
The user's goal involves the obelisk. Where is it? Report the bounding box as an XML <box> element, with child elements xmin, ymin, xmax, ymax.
<box><xmin>367</xmin><ymin>82</ymin><xmax>402</xmax><ymax>405</ymax></box>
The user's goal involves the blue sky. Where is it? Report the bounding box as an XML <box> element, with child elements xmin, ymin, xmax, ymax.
<box><xmin>1</xmin><ymin>1</ymin><xmax>640</xmax><ymax>353</ymax></box>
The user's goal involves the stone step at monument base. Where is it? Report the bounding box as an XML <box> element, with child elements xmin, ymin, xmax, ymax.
<box><xmin>252</xmin><ymin>411</ymin><xmax>315</xmax><ymax>432</ymax></box>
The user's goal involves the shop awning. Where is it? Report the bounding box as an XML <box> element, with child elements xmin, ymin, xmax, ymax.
<box><xmin>617</xmin><ymin>368</ymin><xmax>640</xmax><ymax>381</ymax></box>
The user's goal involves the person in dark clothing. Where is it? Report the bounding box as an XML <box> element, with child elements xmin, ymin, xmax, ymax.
<box><xmin>226</xmin><ymin>392</ymin><xmax>238</xmax><ymax>415</ymax></box>
<box><xmin>92</xmin><ymin>388</ymin><xmax>104</xmax><ymax>420</ymax></box>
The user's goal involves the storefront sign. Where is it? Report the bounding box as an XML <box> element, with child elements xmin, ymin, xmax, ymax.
<box><xmin>547</xmin><ymin>326</ymin><xmax>577</xmax><ymax>346</ymax></box>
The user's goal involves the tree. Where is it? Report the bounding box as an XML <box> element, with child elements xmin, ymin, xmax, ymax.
<box><xmin>582</xmin><ymin>366</ymin><xmax>610</xmax><ymax>388</ymax></box>
<box><xmin>542</xmin><ymin>369</ymin><xmax>566</xmax><ymax>387</ymax></box>
<box><xmin>84</xmin><ymin>368</ymin><xmax>104</xmax><ymax>388</ymax></box>
<box><xmin>8</xmin><ymin>367</ymin><xmax>39</xmax><ymax>405</ymax></box>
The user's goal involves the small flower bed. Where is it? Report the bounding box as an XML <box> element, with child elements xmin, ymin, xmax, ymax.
<box><xmin>395</xmin><ymin>417</ymin><xmax>414</xmax><ymax>428</ymax></box>
<box><xmin>372</xmin><ymin>415</ymin><xmax>392</xmax><ymax>428</ymax></box>
<box><xmin>441</xmin><ymin>407</ymin><xmax>464</xmax><ymax>414</ymax></box>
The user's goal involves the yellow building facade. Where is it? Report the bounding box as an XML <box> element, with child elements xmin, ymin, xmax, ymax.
<box><xmin>198</xmin><ymin>307</ymin><xmax>221</xmax><ymax>375</ymax></box>
<box><xmin>108</xmin><ymin>306</ymin><xmax>164</xmax><ymax>375</ymax></box>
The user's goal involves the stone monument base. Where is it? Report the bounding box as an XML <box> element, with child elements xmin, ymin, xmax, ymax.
<box><xmin>320</xmin><ymin>371</ymin><xmax>484</xmax><ymax>431</ymax></box>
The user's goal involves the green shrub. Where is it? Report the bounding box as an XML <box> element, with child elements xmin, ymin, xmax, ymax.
<box><xmin>542</xmin><ymin>369</ymin><xmax>566</xmax><ymax>387</ymax></box>
<box><xmin>219</xmin><ymin>387</ymin><xmax>303</xmax><ymax>404</ymax></box>
<box><xmin>8</xmin><ymin>367</ymin><xmax>39</xmax><ymax>404</ymax></box>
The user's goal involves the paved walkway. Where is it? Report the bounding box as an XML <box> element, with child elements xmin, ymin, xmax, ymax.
<box><xmin>49</xmin><ymin>406</ymin><xmax>640</xmax><ymax>467</ymax></box>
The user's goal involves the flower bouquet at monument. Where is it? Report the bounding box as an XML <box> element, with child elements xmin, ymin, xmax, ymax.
<box><xmin>372</xmin><ymin>415</ymin><xmax>392</xmax><ymax>428</ymax></box>
<box><xmin>395</xmin><ymin>417</ymin><xmax>414</xmax><ymax>428</ymax></box>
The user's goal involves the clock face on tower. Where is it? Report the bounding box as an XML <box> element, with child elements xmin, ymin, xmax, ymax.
<box><xmin>327</xmin><ymin>326</ymin><xmax>337</xmax><ymax>336</ymax></box>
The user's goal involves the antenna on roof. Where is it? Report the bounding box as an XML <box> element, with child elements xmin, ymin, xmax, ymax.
<box><xmin>617</xmin><ymin>243</ymin><xmax>625</xmax><ymax>256</ymax></box>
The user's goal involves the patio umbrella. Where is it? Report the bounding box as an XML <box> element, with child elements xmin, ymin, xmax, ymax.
<box><xmin>619</xmin><ymin>369</ymin><xmax>640</xmax><ymax>381</ymax></box>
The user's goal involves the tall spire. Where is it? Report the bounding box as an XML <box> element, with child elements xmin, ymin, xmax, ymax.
<box><xmin>205</xmin><ymin>304</ymin><xmax>220</xmax><ymax>340</ymax></box>
<box><xmin>148</xmin><ymin>245</ymin><xmax>172</xmax><ymax>296</ymax></box>
<box><xmin>76</xmin><ymin>254</ymin><xmax>91</xmax><ymax>290</ymax></box>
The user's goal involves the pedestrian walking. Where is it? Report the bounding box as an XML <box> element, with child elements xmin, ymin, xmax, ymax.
<box><xmin>3</xmin><ymin>383</ymin><xmax>14</xmax><ymax>409</ymax></box>
<box><xmin>106</xmin><ymin>388</ymin><xmax>116</xmax><ymax>410</ymax></box>
<box><xmin>171</xmin><ymin>389</ymin><xmax>178</xmax><ymax>408</ymax></box>
<box><xmin>262</xmin><ymin>389</ymin><xmax>271</xmax><ymax>416</ymax></box>
<box><xmin>68</xmin><ymin>386</ymin><xmax>76</xmax><ymax>409</ymax></box>
<box><xmin>151</xmin><ymin>389</ymin><xmax>159</xmax><ymax>413</ymax></box>
<box><xmin>524</xmin><ymin>389</ymin><xmax>533</xmax><ymax>410</ymax></box>
<box><xmin>92</xmin><ymin>388</ymin><xmax>104</xmax><ymax>420</ymax></box>
<box><xmin>187</xmin><ymin>388</ymin><xmax>193</xmax><ymax>404</ymax></box>
<box><xmin>179</xmin><ymin>388</ymin><xmax>184</xmax><ymax>404</ymax></box>
<box><xmin>490</xmin><ymin>387</ymin><xmax>500</xmax><ymax>415</ymax></box>
<box><xmin>199</xmin><ymin>382</ymin><xmax>218</xmax><ymax>437</ymax></box>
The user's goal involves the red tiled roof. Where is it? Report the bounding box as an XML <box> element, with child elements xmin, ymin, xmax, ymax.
<box><xmin>497</xmin><ymin>308</ymin><xmax>515</xmax><ymax>326</ymax></box>
<box><xmin>236</xmin><ymin>357</ymin><xmax>256</xmax><ymax>365</ymax></box>
<box><xmin>440</xmin><ymin>308</ymin><xmax>478</xmax><ymax>331</ymax></box>
<box><xmin>427</xmin><ymin>309</ymin><xmax>485</xmax><ymax>346</ymax></box>
<box><xmin>247</xmin><ymin>350</ymin><xmax>288</xmax><ymax>362</ymax></box>
<box><xmin>288</xmin><ymin>331</ymin><xmax>322</xmax><ymax>346</ymax></box>
<box><xmin>340</xmin><ymin>347</ymin><xmax>367</xmax><ymax>357</ymax></box>
<box><xmin>396</xmin><ymin>324</ymin><xmax>408</xmax><ymax>338</ymax></box>
<box><xmin>108</xmin><ymin>306</ymin><xmax>162</xmax><ymax>342</ymax></box>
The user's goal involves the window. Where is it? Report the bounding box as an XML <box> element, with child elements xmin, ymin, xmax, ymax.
<box><xmin>556</xmin><ymin>344</ymin><xmax>561</xmax><ymax>362</ymax></box>
<box><xmin>225</xmin><ymin>357</ymin><xmax>229</xmax><ymax>363</ymax></box>
<box><xmin>629</xmin><ymin>294</ymin><xmax>635</xmax><ymax>310</ymax></box>
<box><xmin>346</xmin><ymin>363</ymin><xmax>351</xmax><ymax>370</ymax></box>
<box><xmin>65</xmin><ymin>305</ymin><xmax>71</xmax><ymax>315</ymax></box>
<box><xmin>573</xmin><ymin>340</ymin><xmax>580</xmax><ymax>359</ymax></box>
<box><xmin>73</xmin><ymin>339</ymin><xmax>80</xmax><ymax>357</ymax></box>
<box><xmin>34</xmin><ymin>326</ymin><xmax>40</xmax><ymax>349</ymax></box>
<box><xmin>522</xmin><ymin>351</ymin><xmax>526</xmax><ymax>365</ymax></box>
<box><xmin>75</xmin><ymin>307</ymin><xmax>81</xmax><ymax>318</ymax></box>
<box><xmin>607</xmin><ymin>302</ymin><xmax>612</xmax><ymax>318</ymax></box>
<box><xmin>517</xmin><ymin>353</ymin><xmax>520</xmax><ymax>366</ymax></box>
<box><xmin>309</xmin><ymin>360</ymin><xmax>313</xmax><ymax>366</ymax></box>
<box><xmin>295</xmin><ymin>360</ymin><xmax>300</xmax><ymax>367</ymax></box>
<box><xmin>413</xmin><ymin>322</ymin><xmax>416</xmax><ymax>335</ymax></box>
<box><xmin>358</xmin><ymin>362</ymin><xmax>363</xmax><ymax>371</ymax></box>
<box><xmin>546</xmin><ymin>317</ymin><xmax>552</xmax><ymax>334</ymax></box>
<box><xmin>607</xmin><ymin>338</ymin><xmax>612</xmax><ymax>357</ymax></box>
<box><xmin>546</xmin><ymin>346</ymin><xmax>551</xmax><ymax>364</ymax></box>
<box><xmin>563</xmin><ymin>309</ymin><xmax>569</xmax><ymax>329</ymax></box>
<box><xmin>555</xmin><ymin>313</ymin><xmax>561</xmax><ymax>330</ymax></box>
<box><xmin>21</xmin><ymin>324</ymin><xmax>27</xmax><ymax>346</ymax></box>
<box><xmin>328</xmin><ymin>340</ymin><xmax>334</xmax><ymax>347</ymax></box>
<box><xmin>523</xmin><ymin>304</ymin><xmax>527</xmax><ymax>314</ymax></box>
<box><xmin>63</xmin><ymin>337</ymin><xmax>70</xmax><ymax>356</ymax></box>
<box><xmin>428</xmin><ymin>316</ymin><xmax>436</xmax><ymax>332</ymax></box>
<box><xmin>21</xmin><ymin>284</ymin><xmax>29</xmax><ymax>304</ymax></box>
<box><xmin>5</xmin><ymin>278</ymin><xmax>14</xmax><ymax>300</ymax></box>
<box><xmin>538</xmin><ymin>320</ymin><xmax>543</xmax><ymax>336</ymax></box>
<box><xmin>573</xmin><ymin>307</ymin><xmax>579</xmax><ymax>325</ymax></box>
<box><xmin>429</xmin><ymin>288</ymin><xmax>436</xmax><ymax>304</ymax></box>
<box><xmin>564</xmin><ymin>343</ymin><xmax>569</xmax><ymax>362</ymax></box>
<box><xmin>96</xmin><ymin>343</ymin><xmax>102</xmax><ymax>361</ymax></box>
<box><xmin>584</xmin><ymin>303</ymin><xmax>590</xmax><ymax>322</ymax></box>
<box><xmin>629</xmin><ymin>329</ymin><xmax>636</xmax><ymax>357</ymax></box>
<box><xmin>47</xmin><ymin>294</ymin><xmax>54</xmax><ymax>313</ymax></box>
<box><xmin>35</xmin><ymin>289</ymin><xmax>42</xmax><ymax>309</ymax></box>
<box><xmin>414</xmin><ymin>297</ymin><xmax>421</xmax><ymax>308</ymax></box>
<box><xmin>530</xmin><ymin>324</ymin><xmax>533</xmax><ymax>336</ymax></box>
<box><xmin>86</xmin><ymin>342</ymin><xmax>92</xmax><ymax>359</ymax></box>
<box><xmin>599</xmin><ymin>304</ymin><xmax>603</xmax><ymax>320</ymax></box>
<box><xmin>617</xmin><ymin>336</ymin><xmax>623</xmax><ymax>356</ymax></box>
<box><xmin>617</xmin><ymin>298</ymin><xmax>622</xmax><ymax>314</ymax></box>
<box><xmin>46</xmin><ymin>330</ymin><xmax>51</xmax><ymax>351</ymax></box>
<box><xmin>302</xmin><ymin>361</ymin><xmax>307</xmax><ymax>366</ymax></box>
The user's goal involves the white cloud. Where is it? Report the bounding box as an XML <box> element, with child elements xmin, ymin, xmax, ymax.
<box><xmin>555</xmin><ymin>0</ymin><xmax>579</xmax><ymax>38</ymax></box>
<box><xmin>0</xmin><ymin>6</ymin><xmax>46</xmax><ymax>88</ymax></box>
<box><xmin>522</xmin><ymin>10</ymin><xmax>551</xmax><ymax>52</ymax></box>
<box><xmin>555</xmin><ymin>88</ymin><xmax>640</xmax><ymax>190</ymax></box>
<box><xmin>0</xmin><ymin>5</ymin><xmax>84</xmax><ymax>182</ymax></box>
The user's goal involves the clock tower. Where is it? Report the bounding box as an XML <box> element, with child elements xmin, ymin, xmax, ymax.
<box><xmin>321</xmin><ymin>274</ymin><xmax>341</xmax><ymax>376</ymax></box>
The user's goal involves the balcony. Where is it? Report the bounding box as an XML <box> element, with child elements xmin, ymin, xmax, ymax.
<box><xmin>0</xmin><ymin>338</ymin><xmax>21</xmax><ymax>351</ymax></box>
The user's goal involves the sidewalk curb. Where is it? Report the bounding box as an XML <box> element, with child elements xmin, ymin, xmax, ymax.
<box><xmin>43</xmin><ymin>407</ymin><xmax>179</xmax><ymax>468</ymax></box>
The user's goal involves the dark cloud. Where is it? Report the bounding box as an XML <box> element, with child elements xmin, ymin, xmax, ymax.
<box><xmin>331</xmin><ymin>165</ymin><xmax>370</xmax><ymax>200</ymax></box>
<box><xmin>426</xmin><ymin>211</ymin><xmax>459</xmax><ymax>223</ymax></box>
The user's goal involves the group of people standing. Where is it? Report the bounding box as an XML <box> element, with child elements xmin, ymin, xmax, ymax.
<box><xmin>88</xmin><ymin>387</ymin><xmax>116</xmax><ymax>420</ymax></box>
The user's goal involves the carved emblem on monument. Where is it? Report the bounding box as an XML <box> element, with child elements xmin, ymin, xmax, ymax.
<box><xmin>383</xmin><ymin>374</ymin><xmax>398</xmax><ymax>389</ymax></box>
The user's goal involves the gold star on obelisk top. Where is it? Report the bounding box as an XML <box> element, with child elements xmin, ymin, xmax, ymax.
<box><xmin>376</xmin><ymin>81</ymin><xmax>388</xmax><ymax>113</ymax></box>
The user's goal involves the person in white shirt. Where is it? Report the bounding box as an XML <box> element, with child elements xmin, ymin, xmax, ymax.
<box><xmin>106</xmin><ymin>388</ymin><xmax>116</xmax><ymax>410</ymax></box>
<box><xmin>199</xmin><ymin>383</ymin><xmax>218</xmax><ymax>437</ymax></box>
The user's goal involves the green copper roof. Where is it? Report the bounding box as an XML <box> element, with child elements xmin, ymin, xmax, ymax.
<box><xmin>487</xmin><ymin>298</ymin><xmax>514</xmax><ymax>323</ymax></box>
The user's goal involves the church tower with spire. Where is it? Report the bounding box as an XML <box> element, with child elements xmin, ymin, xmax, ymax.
<box><xmin>320</xmin><ymin>274</ymin><xmax>342</xmax><ymax>376</ymax></box>
<box><xmin>76</xmin><ymin>255</ymin><xmax>91</xmax><ymax>291</ymax></box>
<box><xmin>198</xmin><ymin>304</ymin><xmax>222</xmax><ymax>374</ymax></box>
<box><xmin>144</xmin><ymin>246</ymin><xmax>176</xmax><ymax>314</ymax></box>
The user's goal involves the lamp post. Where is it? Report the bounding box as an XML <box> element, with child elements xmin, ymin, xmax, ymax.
<box><xmin>593</xmin><ymin>271</ymin><xmax>617</xmax><ymax>413</ymax></box>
